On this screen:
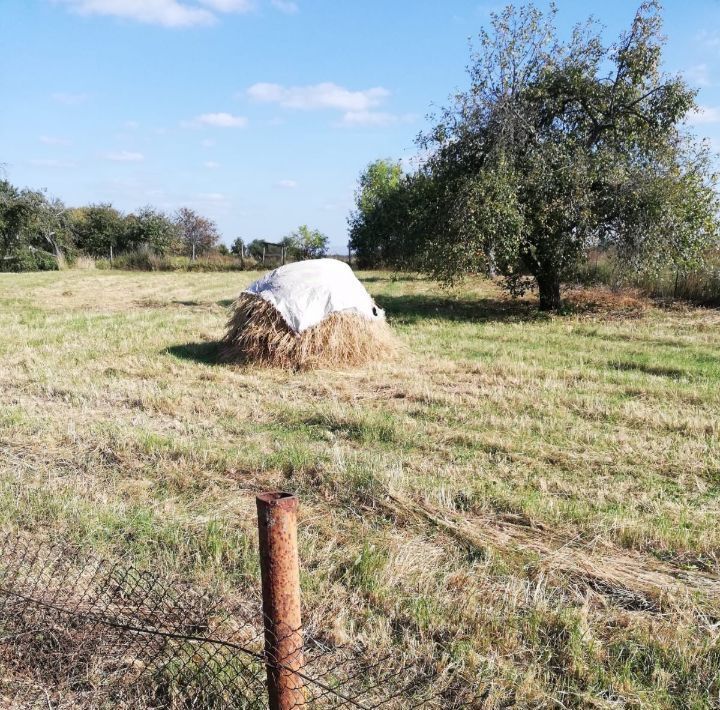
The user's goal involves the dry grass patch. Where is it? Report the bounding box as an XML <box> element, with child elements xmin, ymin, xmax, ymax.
<box><xmin>564</xmin><ymin>285</ymin><xmax>650</xmax><ymax>317</ymax></box>
<box><xmin>221</xmin><ymin>293</ymin><xmax>397</xmax><ymax>369</ymax></box>
<box><xmin>1</xmin><ymin>270</ymin><xmax>719</xmax><ymax>706</ymax></box>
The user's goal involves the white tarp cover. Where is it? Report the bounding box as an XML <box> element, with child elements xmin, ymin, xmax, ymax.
<box><xmin>245</xmin><ymin>258</ymin><xmax>383</xmax><ymax>333</ymax></box>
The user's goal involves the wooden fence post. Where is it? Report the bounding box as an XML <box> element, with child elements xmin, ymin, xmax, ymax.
<box><xmin>256</xmin><ymin>492</ymin><xmax>304</xmax><ymax>710</ymax></box>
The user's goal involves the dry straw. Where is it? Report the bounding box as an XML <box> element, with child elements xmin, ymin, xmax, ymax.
<box><xmin>221</xmin><ymin>293</ymin><xmax>397</xmax><ymax>369</ymax></box>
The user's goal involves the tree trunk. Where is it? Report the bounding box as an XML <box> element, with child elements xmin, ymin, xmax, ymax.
<box><xmin>537</xmin><ymin>273</ymin><xmax>562</xmax><ymax>311</ymax></box>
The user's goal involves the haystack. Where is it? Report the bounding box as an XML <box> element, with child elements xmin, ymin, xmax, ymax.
<box><xmin>222</xmin><ymin>259</ymin><xmax>395</xmax><ymax>369</ymax></box>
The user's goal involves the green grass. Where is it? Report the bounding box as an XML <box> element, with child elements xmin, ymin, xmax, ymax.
<box><xmin>1</xmin><ymin>269</ymin><xmax>719</xmax><ymax>706</ymax></box>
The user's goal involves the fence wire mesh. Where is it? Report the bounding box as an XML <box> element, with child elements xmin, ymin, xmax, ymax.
<box><xmin>0</xmin><ymin>534</ymin><xmax>472</xmax><ymax>708</ymax></box>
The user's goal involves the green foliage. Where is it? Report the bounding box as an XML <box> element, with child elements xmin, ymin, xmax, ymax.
<box><xmin>577</xmin><ymin>247</ymin><xmax>720</xmax><ymax>305</ymax></box>
<box><xmin>1</xmin><ymin>246</ymin><xmax>58</xmax><ymax>272</ymax></box>
<box><xmin>125</xmin><ymin>206</ymin><xmax>179</xmax><ymax>255</ymax></box>
<box><xmin>184</xmin><ymin>255</ymin><xmax>247</xmax><ymax>272</ymax></box>
<box><xmin>229</xmin><ymin>237</ymin><xmax>244</xmax><ymax>256</ymax></box>
<box><xmin>348</xmin><ymin>159</ymin><xmax>405</xmax><ymax>267</ymax></box>
<box><xmin>0</xmin><ymin>175</ymin><xmax>236</xmax><ymax>272</ymax></box>
<box><xmin>355</xmin><ymin>159</ymin><xmax>403</xmax><ymax>215</ymax></box>
<box><xmin>354</xmin><ymin>2</ymin><xmax>720</xmax><ymax>310</ymax></box>
<box><xmin>0</xmin><ymin>180</ymin><xmax>33</xmax><ymax>267</ymax></box>
<box><xmin>71</xmin><ymin>203</ymin><xmax>128</xmax><ymax>257</ymax></box>
<box><xmin>283</xmin><ymin>224</ymin><xmax>329</xmax><ymax>260</ymax></box>
<box><xmin>0</xmin><ymin>181</ymin><xmax>71</xmax><ymax>271</ymax></box>
<box><xmin>98</xmin><ymin>251</ymin><xmax>175</xmax><ymax>271</ymax></box>
<box><xmin>97</xmin><ymin>252</ymin><xmax>250</xmax><ymax>272</ymax></box>
<box><xmin>246</xmin><ymin>239</ymin><xmax>266</xmax><ymax>260</ymax></box>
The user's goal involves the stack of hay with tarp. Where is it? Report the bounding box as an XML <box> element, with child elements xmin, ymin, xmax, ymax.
<box><xmin>222</xmin><ymin>258</ymin><xmax>395</xmax><ymax>369</ymax></box>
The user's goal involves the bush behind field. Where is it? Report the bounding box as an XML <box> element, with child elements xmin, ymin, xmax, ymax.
<box><xmin>0</xmin><ymin>247</ymin><xmax>59</xmax><ymax>272</ymax></box>
<box><xmin>577</xmin><ymin>249</ymin><xmax>720</xmax><ymax>306</ymax></box>
<box><xmin>94</xmin><ymin>252</ymin><xmax>259</xmax><ymax>272</ymax></box>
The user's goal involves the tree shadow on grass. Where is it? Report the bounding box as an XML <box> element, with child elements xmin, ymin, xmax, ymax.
<box><xmin>168</xmin><ymin>299</ymin><xmax>236</xmax><ymax>308</ymax></box>
<box><xmin>165</xmin><ymin>341</ymin><xmax>223</xmax><ymax>365</ymax></box>
<box><xmin>171</xmin><ymin>299</ymin><xmax>202</xmax><ymax>307</ymax></box>
<box><xmin>609</xmin><ymin>360</ymin><xmax>688</xmax><ymax>380</ymax></box>
<box><xmin>359</xmin><ymin>274</ymin><xmax>427</xmax><ymax>284</ymax></box>
<box><xmin>377</xmin><ymin>293</ymin><xmax>543</xmax><ymax>325</ymax></box>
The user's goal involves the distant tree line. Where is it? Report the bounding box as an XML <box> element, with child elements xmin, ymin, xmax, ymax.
<box><xmin>349</xmin><ymin>2</ymin><xmax>720</xmax><ymax>310</ymax></box>
<box><xmin>231</xmin><ymin>226</ymin><xmax>329</xmax><ymax>263</ymax></box>
<box><xmin>0</xmin><ymin>180</ymin><xmax>222</xmax><ymax>271</ymax></box>
<box><xmin>1</xmin><ymin>177</ymin><xmax>330</xmax><ymax>271</ymax></box>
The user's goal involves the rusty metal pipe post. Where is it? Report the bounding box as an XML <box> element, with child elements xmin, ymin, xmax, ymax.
<box><xmin>256</xmin><ymin>492</ymin><xmax>304</xmax><ymax>710</ymax></box>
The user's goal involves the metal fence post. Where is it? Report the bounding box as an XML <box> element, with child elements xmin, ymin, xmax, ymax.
<box><xmin>256</xmin><ymin>492</ymin><xmax>304</xmax><ymax>710</ymax></box>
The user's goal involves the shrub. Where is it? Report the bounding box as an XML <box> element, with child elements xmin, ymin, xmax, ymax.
<box><xmin>575</xmin><ymin>249</ymin><xmax>720</xmax><ymax>306</ymax></box>
<box><xmin>94</xmin><ymin>250</ymin><xmax>256</xmax><ymax>272</ymax></box>
<box><xmin>0</xmin><ymin>248</ymin><xmax>58</xmax><ymax>273</ymax></box>
<box><xmin>185</xmin><ymin>254</ymin><xmax>248</xmax><ymax>272</ymax></box>
<box><xmin>111</xmin><ymin>251</ymin><xmax>175</xmax><ymax>271</ymax></box>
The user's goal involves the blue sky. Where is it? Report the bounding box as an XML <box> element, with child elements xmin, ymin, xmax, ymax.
<box><xmin>2</xmin><ymin>0</ymin><xmax>720</xmax><ymax>251</ymax></box>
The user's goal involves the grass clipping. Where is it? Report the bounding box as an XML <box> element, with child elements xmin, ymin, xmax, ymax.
<box><xmin>221</xmin><ymin>293</ymin><xmax>397</xmax><ymax>369</ymax></box>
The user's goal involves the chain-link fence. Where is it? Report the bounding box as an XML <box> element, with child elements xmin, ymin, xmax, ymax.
<box><xmin>0</xmin><ymin>531</ymin><xmax>473</xmax><ymax>708</ymax></box>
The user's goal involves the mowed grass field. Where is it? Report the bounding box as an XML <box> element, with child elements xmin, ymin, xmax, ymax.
<box><xmin>1</xmin><ymin>269</ymin><xmax>719</xmax><ymax>707</ymax></box>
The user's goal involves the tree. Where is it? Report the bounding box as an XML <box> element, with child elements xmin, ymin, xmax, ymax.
<box><xmin>175</xmin><ymin>207</ymin><xmax>219</xmax><ymax>260</ymax></box>
<box><xmin>125</xmin><ymin>206</ymin><xmax>178</xmax><ymax>255</ymax></box>
<box><xmin>0</xmin><ymin>181</ymin><xmax>71</xmax><ymax>270</ymax></box>
<box><xmin>348</xmin><ymin>159</ymin><xmax>405</xmax><ymax>268</ymax></box>
<box><xmin>0</xmin><ymin>181</ymin><xmax>33</xmax><ymax>267</ymax></box>
<box><xmin>24</xmin><ymin>192</ymin><xmax>73</xmax><ymax>262</ymax></box>
<box><xmin>388</xmin><ymin>2</ymin><xmax>719</xmax><ymax>309</ymax></box>
<box><xmin>71</xmin><ymin>203</ymin><xmax>128</xmax><ymax>258</ymax></box>
<box><xmin>284</xmin><ymin>225</ymin><xmax>329</xmax><ymax>260</ymax></box>
<box><xmin>246</xmin><ymin>239</ymin><xmax>266</xmax><ymax>260</ymax></box>
<box><xmin>230</xmin><ymin>237</ymin><xmax>245</xmax><ymax>256</ymax></box>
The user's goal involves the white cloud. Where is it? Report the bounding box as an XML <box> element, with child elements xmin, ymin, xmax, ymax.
<box><xmin>246</xmin><ymin>82</ymin><xmax>390</xmax><ymax>112</ymax></box>
<box><xmin>104</xmin><ymin>150</ymin><xmax>145</xmax><ymax>162</ymax></box>
<box><xmin>200</xmin><ymin>138</ymin><xmax>216</xmax><ymax>147</ymax></box>
<box><xmin>39</xmin><ymin>135</ymin><xmax>71</xmax><ymax>145</ymax></box>
<box><xmin>124</xmin><ymin>120</ymin><xmax>140</xmax><ymax>129</ymax></box>
<box><xmin>271</xmin><ymin>0</ymin><xmax>298</xmax><ymax>13</ymax></box>
<box><xmin>199</xmin><ymin>0</ymin><xmax>253</xmax><ymax>11</ymax></box>
<box><xmin>194</xmin><ymin>112</ymin><xmax>248</xmax><ymax>127</ymax></box>
<box><xmin>204</xmin><ymin>160</ymin><xmax>221</xmax><ymax>169</ymax></box>
<box><xmin>51</xmin><ymin>92</ymin><xmax>88</xmax><ymax>105</ymax></box>
<box><xmin>276</xmin><ymin>179</ymin><xmax>297</xmax><ymax>188</ymax></box>
<box><xmin>54</xmin><ymin>0</ymin><xmax>255</xmax><ymax>27</ymax></box>
<box><xmin>54</xmin><ymin>0</ymin><xmax>216</xmax><ymax>27</ymax></box>
<box><xmin>29</xmin><ymin>158</ymin><xmax>77</xmax><ymax>168</ymax></box>
<box><xmin>688</xmin><ymin>105</ymin><xmax>720</xmax><ymax>125</ymax></box>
